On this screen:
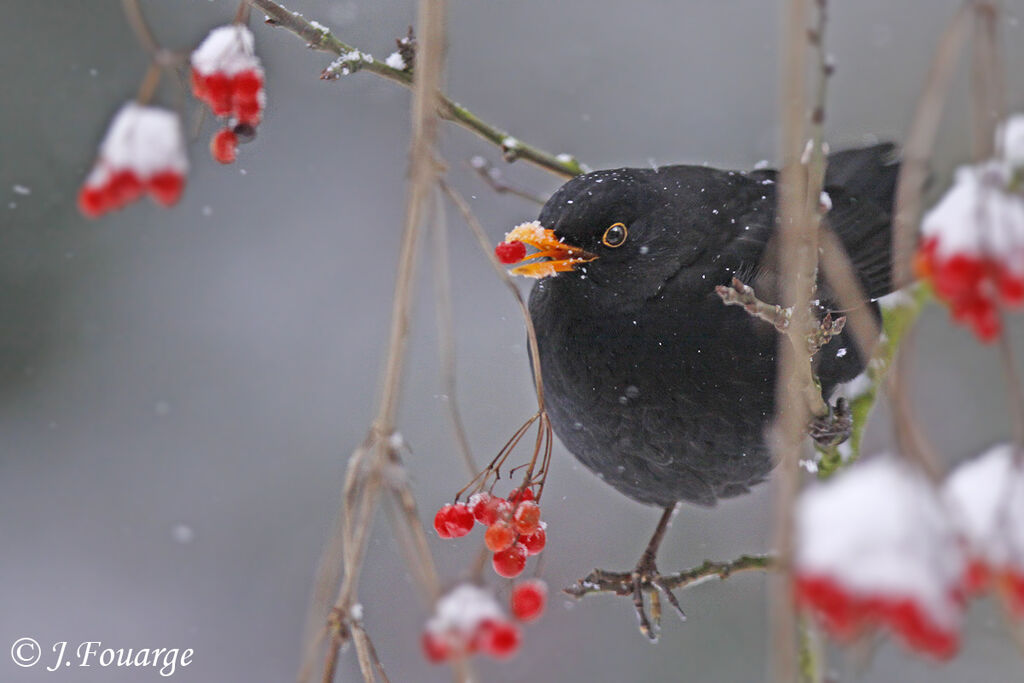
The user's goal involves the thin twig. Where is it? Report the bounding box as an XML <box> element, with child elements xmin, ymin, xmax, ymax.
<box><xmin>121</xmin><ymin>0</ymin><xmax>161</xmax><ymax>55</ymax></box>
<box><xmin>244</xmin><ymin>0</ymin><xmax>585</xmax><ymax>178</ymax></box>
<box><xmin>468</xmin><ymin>156</ymin><xmax>547</xmax><ymax>205</ymax></box>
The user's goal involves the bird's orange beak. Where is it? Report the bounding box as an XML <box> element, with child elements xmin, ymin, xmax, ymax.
<box><xmin>498</xmin><ymin>221</ymin><xmax>598</xmax><ymax>279</ymax></box>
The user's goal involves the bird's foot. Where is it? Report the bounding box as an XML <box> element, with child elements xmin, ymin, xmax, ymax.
<box><xmin>630</xmin><ymin>552</ymin><xmax>688</xmax><ymax>640</ymax></box>
<box><xmin>568</xmin><ymin>557</ymin><xmax>687</xmax><ymax>641</ymax></box>
<box><xmin>809</xmin><ymin>397</ymin><xmax>852</xmax><ymax>447</ymax></box>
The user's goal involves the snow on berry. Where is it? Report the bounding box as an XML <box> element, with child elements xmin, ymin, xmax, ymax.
<box><xmin>433</xmin><ymin>503</ymin><xmax>474</xmax><ymax>539</ymax></box>
<box><xmin>495</xmin><ymin>240</ymin><xmax>527</xmax><ymax>264</ymax></box>
<box><xmin>191</xmin><ymin>25</ymin><xmax>266</xmax><ymax>126</ymax></box>
<box><xmin>492</xmin><ymin>542</ymin><xmax>528</xmax><ymax>578</ymax></box>
<box><xmin>510</xmin><ymin>579</ymin><xmax>548</xmax><ymax>622</ymax></box>
<box><xmin>508</xmin><ymin>487</ymin><xmax>534</xmax><ymax>505</ymax></box>
<box><xmin>916</xmin><ymin>131</ymin><xmax>1024</xmax><ymax>341</ymax></box>
<box><xmin>794</xmin><ymin>456</ymin><xmax>966</xmax><ymax>659</ymax></box>
<box><xmin>943</xmin><ymin>443</ymin><xmax>1024</xmax><ymax>614</ymax></box>
<box><xmin>421</xmin><ymin>584</ymin><xmax>520</xmax><ymax>662</ymax></box>
<box><xmin>78</xmin><ymin>103</ymin><xmax>188</xmax><ymax>218</ymax></box>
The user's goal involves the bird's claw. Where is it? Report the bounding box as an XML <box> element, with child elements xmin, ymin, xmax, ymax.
<box><xmin>809</xmin><ymin>397</ymin><xmax>852</xmax><ymax>447</ymax></box>
<box><xmin>631</xmin><ymin>556</ymin><xmax>686</xmax><ymax>641</ymax></box>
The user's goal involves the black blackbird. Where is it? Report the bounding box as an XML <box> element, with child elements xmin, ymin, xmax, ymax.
<box><xmin>500</xmin><ymin>144</ymin><xmax>899</xmax><ymax>632</ymax></box>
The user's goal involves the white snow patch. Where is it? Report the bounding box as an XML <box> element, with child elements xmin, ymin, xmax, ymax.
<box><xmin>921</xmin><ymin>161</ymin><xmax>1024</xmax><ymax>268</ymax></box>
<box><xmin>84</xmin><ymin>103</ymin><xmax>188</xmax><ymax>186</ymax></box>
<box><xmin>191</xmin><ymin>25</ymin><xmax>262</xmax><ymax>77</ymax></box>
<box><xmin>12</xmin><ymin>185</ymin><xmax>31</xmax><ymax>195</ymax></box>
<box><xmin>943</xmin><ymin>443</ymin><xmax>1024</xmax><ymax>570</ymax></box>
<box><xmin>385</xmin><ymin>51</ymin><xmax>406</xmax><ymax>70</ymax></box>
<box><xmin>425</xmin><ymin>584</ymin><xmax>504</xmax><ymax>635</ymax></box>
<box><xmin>796</xmin><ymin>456</ymin><xmax>965</xmax><ymax>632</ymax></box>
<box><xmin>1000</xmin><ymin>114</ymin><xmax>1024</xmax><ymax>168</ymax></box>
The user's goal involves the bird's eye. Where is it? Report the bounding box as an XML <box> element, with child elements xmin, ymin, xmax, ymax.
<box><xmin>602</xmin><ymin>222</ymin><xmax>628</xmax><ymax>248</ymax></box>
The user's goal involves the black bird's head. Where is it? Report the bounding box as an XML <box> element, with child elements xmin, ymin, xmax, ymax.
<box><xmin>499</xmin><ymin>168</ymin><xmax>694</xmax><ymax>302</ymax></box>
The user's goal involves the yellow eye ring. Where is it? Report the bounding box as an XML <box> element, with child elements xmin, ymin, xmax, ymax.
<box><xmin>602</xmin><ymin>222</ymin><xmax>628</xmax><ymax>248</ymax></box>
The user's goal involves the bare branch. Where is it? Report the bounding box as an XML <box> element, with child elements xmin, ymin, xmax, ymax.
<box><xmin>565</xmin><ymin>554</ymin><xmax>774</xmax><ymax>599</ymax></box>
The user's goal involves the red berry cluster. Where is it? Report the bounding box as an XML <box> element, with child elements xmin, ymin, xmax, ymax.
<box><xmin>420</xmin><ymin>584</ymin><xmax>521</xmax><ymax>664</ymax></box>
<box><xmin>190</xmin><ymin>67</ymin><xmax>264</xmax><ymax>126</ymax></box>
<box><xmin>494</xmin><ymin>240</ymin><xmax>527</xmax><ymax>264</ymax></box>
<box><xmin>422</xmin><ymin>616</ymin><xmax>522</xmax><ymax>663</ymax></box>
<box><xmin>434</xmin><ymin>489</ymin><xmax>547</xmax><ymax>579</ymax></box>
<box><xmin>420</xmin><ymin>580</ymin><xmax>548</xmax><ymax>664</ymax></box>
<box><xmin>794</xmin><ymin>575</ymin><xmax>961</xmax><ymax>659</ymax></box>
<box><xmin>78</xmin><ymin>168</ymin><xmax>185</xmax><ymax>218</ymax></box>
<box><xmin>915</xmin><ymin>236</ymin><xmax>1024</xmax><ymax>342</ymax></box>
<box><xmin>78</xmin><ymin>103</ymin><xmax>188</xmax><ymax>218</ymax></box>
<box><xmin>960</xmin><ymin>560</ymin><xmax>1024</xmax><ymax>615</ymax></box>
<box><xmin>190</xmin><ymin>25</ymin><xmax>265</xmax><ymax>165</ymax></box>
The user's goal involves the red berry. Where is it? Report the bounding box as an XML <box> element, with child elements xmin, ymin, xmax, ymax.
<box><xmin>513</xmin><ymin>500</ymin><xmax>541</xmax><ymax>535</ymax></box>
<box><xmin>433</xmin><ymin>503</ymin><xmax>473</xmax><ymax>539</ymax></box>
<box><xmin>477</xmin><ymin>619</ymin><xmax>521</xmax><ymax>659</ymax></box>
<box><xmin>510</xmin><ymin>579</ymin><xmax>547</xmax><ymax>621</ymax></box>
<box><xmin>210</xmin><ymin>129</ymin><xmax>238</xmax><ymax>164</ymax></box>
<box><xmin>484</xmin><ymin>520</ymin><xmax>516</xmax><ymax>552</ymax></box>
<box><xmin>206</xmin><ymin>72</ymin><xmax>232</xmax><ymax>115</ymax></box>
<box><xmin>434</xmin><ymin>504</ymin><xmax>455</xmax><ymax>538</ymax></box>
<box><xmin>447</xmin><ymin>503</ymin><xmax>474</xmax><ymax>537</ymax></box>
<box><xmin>77</xmin><ymin>185</ymin><xmax>107</xmax><ymax>218</ymax></box>
<box><xmin>494</xmin><ymin>240</ymin><xmax>527</xmax><ymax>264</ymax></box>
<box><xmin>421</xmin><ymin>630</ymin><xmax>450</xmax><ymax>663</ymax></box>
<box><xmin>108</xmin><ymin>170</ymin><xmax>144</xmax><ymax>206</ymax></box>
<box><xmin>233</xmin><ymin>69</ymin><xmax>263</xmax><ymax>97</ymax></box>
<box><xmin>475</xmin><ymin>495</ymin><xmax>512</xmax><ymax>526</ymax></box>
<box><xmin>508</xmin><ymin>487</ymin><xmax>534</xmax><ymax>505</ymax></box>
<box><xmin>468</xmin><ymin>492</ymin><xmax>493</xmax><ymax>524</ymax></box>
<box><xmin>235</xmin><ymin>97</ymin><xmax>262</xmax><ymax>126</ymax></box>
<box><xmin>492</xmin><ymin>542</ymin><xmax>528</xmax><ymax>578</ymax></box>
<box><xmin>520</xmin><ymin>525</ymin><xmax>546</xmax><ymax>555</ymax></box>
<box><xmin>190</xmin><ymin>68</ymin><xmax>208</xmax><ymax>98</ymax></box>
<box><xmin>148</xmin><ymin>171</ymin><xmax>185</xmax><ymax>206</ymax></box>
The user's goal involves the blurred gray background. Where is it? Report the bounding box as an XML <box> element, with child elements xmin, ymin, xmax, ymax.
<box><xmin>3</xmin><ymin>0</ymin><xmax>1024</xmax><ymax>681</ymax></box>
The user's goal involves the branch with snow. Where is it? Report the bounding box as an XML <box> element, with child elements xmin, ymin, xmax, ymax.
<box><xmin>244</xmin><ymin>0</ymin><xmax>586</xmax><ymax>178</ymax></box>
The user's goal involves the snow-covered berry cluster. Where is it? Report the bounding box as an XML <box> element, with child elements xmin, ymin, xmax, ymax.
<box><xmin>420</xmin><ymin>580</ymin><xmax>548</xmax><ymax>664</ymax></box>
<box><xmin>190</xmin><ymin>25</ymin><xmax>265</xmax><ymax>164</ymax></box>
<box><xmin>916</xmin><ymin>116</ymin><xmax>1024</xmax><ymax>341</ymax></box>
<box><xmin>434</xmin><ymin>488</ymin><xmax>546</xmax><ymax>579</ymax></box>
<box><xmin>796</xmin><ymin>449</ymin><xmax>1024</xmax><ymax>659</ymax></box>
<box><xmin>795</xmin><ymin>457</ymin><xmax>964</xmax><ymax>658</ymax></box>
<box><xmin>421</xmin><ymin>584</ymin><xmax>521</xmax><ymax>663</ymax></box>
<box><xmin>77</xmin><ymin>103</ymin><xmax>188</xmax><ymax>218</ymax></box>
<box><xmin>943</xmin><ymin>444</ymin><xmax>1024</xmax><ymax>615</ymax></box>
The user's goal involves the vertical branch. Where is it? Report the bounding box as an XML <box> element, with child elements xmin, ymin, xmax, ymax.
<box><xmin>891</xmin><ymin>4</ymin><xmax>972</xmax><ymax>290</ymax></box>
<box><xmin>970</xmin><ymin>1</ymin><xmax>1004</xmax><ymax>160</ymax></box>
<box><xmin>299</xmin><ymin>1</ymin><xmax>461</xmax><ymax>681</ymax></box>
<box><xmin>430</xmin><ymin>189</ymin><xmax>478</xmax><ymax>475</ymax></box>
<box><xmin>771</xmin><ymin>0</ymin><xmax>812</xmax><ymax>679</ymax></box>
